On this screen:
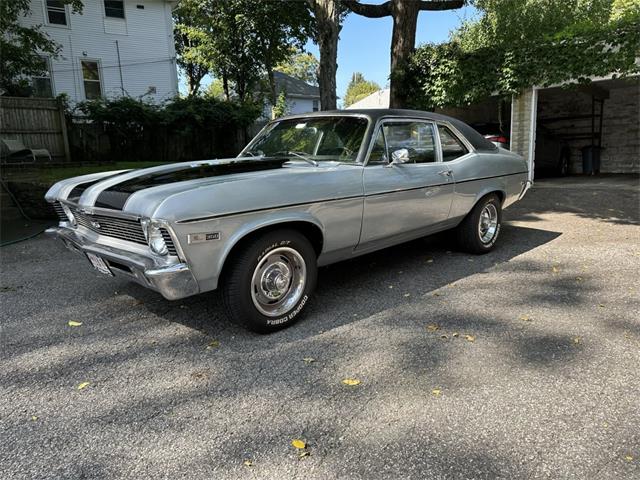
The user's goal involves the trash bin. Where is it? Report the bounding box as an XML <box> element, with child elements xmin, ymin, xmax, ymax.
<box><xmin>581</xmin><ymin>146</ymin><xmax>601</xmax><ymax>175</ymax></box>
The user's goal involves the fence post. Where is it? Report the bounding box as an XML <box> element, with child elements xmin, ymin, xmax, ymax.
<box><xmin>57</xmin><ymin>98</ymin><xmax>71</xmax><ymax>163</ymax></box>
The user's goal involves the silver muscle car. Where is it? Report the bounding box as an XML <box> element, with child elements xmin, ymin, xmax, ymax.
<box><xmin>45</xmin><ymin>109</ymin><xmax>531</xmax><ymax>332</ymax></box>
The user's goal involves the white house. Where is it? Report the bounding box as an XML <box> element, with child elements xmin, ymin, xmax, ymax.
<box><xmin>345</xmin><ymin>88</ymin><xmax>390</xmax><ymax>110</ymax></box>
<box><xmin>262</xmin><ymin>71</ymin><xmax>320</xmax><ymax>119</ymax></box>
<box><xmin>19</xmin><ymin>0</ymin><xmax>179</xmax><ymax>103</ymax></box>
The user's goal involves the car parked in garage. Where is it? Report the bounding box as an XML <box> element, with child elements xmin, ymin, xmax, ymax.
<box><xmin>45</xmin><ymin>110</ymin><xmax>530</xmax><ymax>332</ymax></box>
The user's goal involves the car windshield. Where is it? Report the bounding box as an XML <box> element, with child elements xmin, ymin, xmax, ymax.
<box><xmin>242</xmin><ymin>116</ymin><xmax>369</xmax><ymax>163</ymax></box>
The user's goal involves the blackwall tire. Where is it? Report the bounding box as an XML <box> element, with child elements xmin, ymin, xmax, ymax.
<box><xmin>221</xmin><ymin>229</ymin><xmax>317</xmax><ymax>333</ymax></box>
<box><xmin>455</xmin><ymin>193</ymin><xmax>502</xmax><ymax>254</ymax></box>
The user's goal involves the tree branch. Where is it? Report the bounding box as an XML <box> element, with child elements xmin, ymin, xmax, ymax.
<box><xmin>342</xmin><ymin>1</ymin><xmax>392</xmax><ymax>18</ymax></box>
<box><xmin>418</xmin><ymin>0</ymin><xmax>465</xmax><ymax>11</ymax></box>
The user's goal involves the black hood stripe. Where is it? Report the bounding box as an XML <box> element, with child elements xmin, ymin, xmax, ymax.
<box><xmin>94</xmin><ymin>159</ymin><xmax>288</xmax><ymax>210</ymax></box>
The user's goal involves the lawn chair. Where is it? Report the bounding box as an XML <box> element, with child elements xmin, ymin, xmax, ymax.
<box><xmin>1</xmin><ymin>138</ymin><xmax>52</xmax><ymax>163</ymax></box>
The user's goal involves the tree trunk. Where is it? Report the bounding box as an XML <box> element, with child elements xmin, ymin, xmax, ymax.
<box><xmin>310</xmin><ymin>0</ymin><xmax>340</xmax><ymax>110</ymax></box>
<box><xmin>389</xmin><ymin>0</ymin><xmax>420</xmax><ymax>108</ymax></box>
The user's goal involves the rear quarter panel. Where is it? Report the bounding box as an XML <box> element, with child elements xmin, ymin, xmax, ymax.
<box><xmin>448</xmin><ymin>150</ymin><xmax>528</xmax><ymax>220</ymax></box>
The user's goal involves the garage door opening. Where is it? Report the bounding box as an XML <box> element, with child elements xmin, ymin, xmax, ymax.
<box><xmin>535</xmin><ymin>77</ymin><xmax>640</xmax><ymax>179</ymax></box>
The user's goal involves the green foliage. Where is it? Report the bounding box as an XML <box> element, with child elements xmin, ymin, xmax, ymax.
<box><xmin>610</xmin><ymin>0</ymin><xmax>640</xmax><ymax>19</ymax></box>
<box><xmin>343</xmin><ymin>72</ymin><xmax>381</xmax><ymax>107</ymax></box>
<box><xmin>0</xmin><ymin>0</ymin><xmax>83</xmax><ymax>96</ymax></box>
<box><xmin>275</xmin><ymin>51</ymin><xmax>320</xmax><ymax>85</ymax></box>
<box><xmin>173</xmin><ymin>0</ymin><xmax>314</xmax><ymax>100</ymax></box>
<box><xmin>407</xmin><ymin>0</ymin><xmax>640</xmax><ymax>109</ymax></box>
<box><xmin>272</xmin><ymin>90</ymin><xmax>290</xmax><ymax>119</ymax></box>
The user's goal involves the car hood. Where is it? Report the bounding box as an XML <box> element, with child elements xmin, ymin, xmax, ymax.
<box><xmin>45</xmin><ymin>157</ymin><xmax>363</xmax><ymax>222</ymax></box>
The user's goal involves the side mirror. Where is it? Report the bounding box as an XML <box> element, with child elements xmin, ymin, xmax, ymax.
<box><xmin>388</xmin><ymin>148</ymin><xmax>410</xmax><ymax>166</ymax></box>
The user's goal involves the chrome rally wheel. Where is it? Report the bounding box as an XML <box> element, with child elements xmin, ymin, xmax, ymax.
<box><xmin>250</xmin><ymin>247</ymin><xmax>307</xmax><ymax>317</ymax></box>
<box><xmin>478</xmin><ymin>203</ymin><xmax>499</xmax><ymax>244</ymax></box>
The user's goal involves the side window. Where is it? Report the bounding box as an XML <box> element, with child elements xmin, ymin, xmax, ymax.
<box><xmin>367</xmin><ymin>127</ymin><xmax>388</xmax><ymax>164</ymax></box>
<box><xmin>438</xmin><ymin>125</ymin><xmax>468</xmax><ymax>161</ymax></box>
<box><xmin>383</xmin><ymin>122</ymin><xmax>436</xmax><ymax>163</ymax></box>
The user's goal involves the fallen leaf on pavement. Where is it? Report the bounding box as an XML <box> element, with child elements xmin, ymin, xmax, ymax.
<box><xmin>299</xmin><ymin>451</ymin><xmax>310</xmax><ymax>458</ymax></box>
<box><xmin>573</xmin><ymin>337</ymin><xmax>581</xmax><ymax>344</ymax></box>
<box><xmin>464</xmin><ymin>335</ymin><xmax>476</xmax><ymax>342</ymax></box>
<box><xmin>68</xmin><ymin>321</ymin><xmax>82</xmax><ymax>327</ymax></box>
<box><xmin>440</xmin><ymin>334</ymin><xmax>448</xmax><ymax>339</ymax></box>
<box><xmin>404</xmin><ymin>293</ymin><xmax>411</xmax><ymax>297</ymax></box>
<box><xmin>206</xmin><ymin>340</ymin><xmax>220</xmax><ymax>349</ymax></box>
<box><xmin>426</xmin><ymin>258</ymin><xmax>434</xmax><ymax>263</ymax></box>
<box><xmin>342</xmin><ymin>378</ymin><xmax>361</xmax><ymax>386</ymax></box>
<box><xmin>432</xmin><ymin>388</ymin><xmax>442</xmax><ymax>397</ymax></box>
<box><xmin>598</xmin><ymin>303</ymin><xmax>605</xmax><ymax>308</ymax></box>
<box><xmin>77</xmin><ymin>382</ymin><xmax>90</xmax><ymax>390</ymax></box>
<box><xmin>452</xmin><ymin>332</ymin><xmax>459</xmax><ymax>338</ymax></box>
<box><xmin>426</xmin><ymin>324</ymin><xmax>440</xmax><ymax>332</ymax></box>
<box><xmin>433</xmin><ymin>292</ymin><xmax>442</xmax><ymax>297</ymax></box>
<box><xmin>519</xmin><ymin>315</ymin><xmax>532</xmax><ymax>322</ymax></box>
<box><xmin>624</xmin><ymin>455</ymin><xmax>633</xmax><ymax>462</ymax></box>
<box><xmin>291</xmin><ymin>439</ymin><xmax>306</xmax><ymax>449</ymax></box>
<box><xmin>31</xmin><ymin>416</ymin><xmax>38</xmax><ymax>421</ymax></box>
<box><xmin>303</xmin><ymin>357</ymin><xmax>315</xmax><ymax>363</ymax></box>
<box><xmin>243</xmin><ymin>460</ymin><xmax>253</xmax><ymax>467</ymax></box>
<box><xmin>552</xmin><ymin>265</ymin><xmax>559</xmax><ymax>273</ymax></box>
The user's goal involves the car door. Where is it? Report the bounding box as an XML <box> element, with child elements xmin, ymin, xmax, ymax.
<box><xmin>358</xmin><ymin>119</ymin><xmax>454</xmax><ymax>248</ymax></box>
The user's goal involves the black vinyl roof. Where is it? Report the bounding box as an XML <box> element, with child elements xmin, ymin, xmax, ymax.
<box><xmin>286</xmin><ymin>109</ymin><xmax>498</xmax><ymax>152</ymax></box>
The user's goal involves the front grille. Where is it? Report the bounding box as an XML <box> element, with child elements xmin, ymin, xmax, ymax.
<box><xmin>53</xmin><ymin>201</ymin><xmax>179</xmax><ymax>256</ymax></box>
<box><xmin>160</xmin><ymin>228</ymin><xmax>178</xmax><ymax>256</ymax></box>
<box><xmin>72</xmin><ymin>207</ymin><xmax>148</xmax><ymax>245</ymax></box>
<box><xmin>53</xmin><ymin>202</ymin><xmax>68</xmax><ymax>221</ymax></box>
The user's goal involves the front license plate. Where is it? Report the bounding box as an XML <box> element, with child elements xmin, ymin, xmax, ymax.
<box><xmin>86</xmin><ymin>253</ymin><xmax>113</xmax><ymax>276</ymax></box>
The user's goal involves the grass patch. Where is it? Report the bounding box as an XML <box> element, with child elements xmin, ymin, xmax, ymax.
<box><xmin>3</xmin><ymin>161</ymin><xmax>173</xmax><ymax>185</ymax></box>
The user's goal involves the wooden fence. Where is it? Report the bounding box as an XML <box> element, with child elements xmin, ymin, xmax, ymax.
<box><xmin>0</xmin><ymin>96</ymin><xmax>70</xmax><ymax>163</ymax></box>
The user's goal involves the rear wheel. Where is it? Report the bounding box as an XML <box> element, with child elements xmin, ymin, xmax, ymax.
<box><xmin>221</xmin><ymin>229</ymin><xmax>317</xmax><ymax>333</ymax></box>
<box><xmin>455</xmin><ymin>193</ymin><xmax>502</xmax><ymax>254</ymax></box>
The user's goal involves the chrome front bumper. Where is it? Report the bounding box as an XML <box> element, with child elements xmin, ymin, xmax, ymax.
<box><xmin>46</xmin><ymin>227</ymin><xmax>199</xmax><ymax>300</ymax></box>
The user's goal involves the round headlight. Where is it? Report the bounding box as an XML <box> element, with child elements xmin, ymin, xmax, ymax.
<box><xmin>61</xmin><ymin>204</ymin><xmax>77</xmax><ymax>227</ymax></box>
<box><xmin>147</xmin><ymin>223</ymin><xmax>168</xmax><ymax>256</ymax></box>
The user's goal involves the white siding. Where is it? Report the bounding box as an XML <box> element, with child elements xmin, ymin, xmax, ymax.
<box><xmin>20</xmin><ymin>0</ymin><xmax>178</xmax><ymax>104</ymax></box>
<box><xmin>262</xmin><ymin>96</ymin><xmax>320</xmax><ymax>119</ymax></box>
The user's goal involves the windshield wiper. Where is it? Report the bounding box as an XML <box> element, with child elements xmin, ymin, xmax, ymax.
<box><xmin>276</xmin><ymin>151</ymin><xmax>318</xmax><ymax>167</ymax></box>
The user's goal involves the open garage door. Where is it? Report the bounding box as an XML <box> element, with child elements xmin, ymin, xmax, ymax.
<box><xmin>536</xmin><ymin>77</ymin><xmax>639</xmax><ymax>178</ymax></box>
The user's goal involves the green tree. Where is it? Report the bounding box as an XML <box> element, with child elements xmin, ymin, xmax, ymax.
<box><xmin>174</xmin><ymin>0</ymin><xmax>313</xmax><ymax>102</ymax></box>
<box><xmin>343</xmin><ymin>72</ymin><xmax>381</xmax><ymax>107</ymax></box>
<box><xmin>276</xmin><ymin>50</ymin><xmax>320</xmax><ymax>85</ymax></box>
<box><xmin>173</xmin><ymin>0</ymin><xmax>211</xmax><ymax>97</ymax></box>
<box><xmin>406</xmin><ymin>0</ymin><xmax>640</xmax><ymax>109</ymax></box>
<box><xmin>307</xmin><ymin>0</ymin><xmax>351</xmax><ymax>110</ymax></box>
<box><xmin>610</xmin><ymin>0</ymin><xmax>640</xmax><ymax>19</ymax></box>
<box><xmin>342</xmin><ymin>0</ymin><xmax>466</xmax><ymax>108</ymax></box>
<box><xmin>1</xmin><ymin>0</ymin><xmax>83</xmax><ymax>96</ymax></box>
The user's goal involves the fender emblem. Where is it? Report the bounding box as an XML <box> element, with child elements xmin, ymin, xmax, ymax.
<box><xmin>188</xmin><ymin>232</ymin><xmax>220</xmax><ymax>244</ymax></box>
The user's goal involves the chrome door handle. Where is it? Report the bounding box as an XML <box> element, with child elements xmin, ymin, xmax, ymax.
<box><xmin>438</xmin><ymin>170</ymin><xmax>452</xmax><ymax>177</ymax></box>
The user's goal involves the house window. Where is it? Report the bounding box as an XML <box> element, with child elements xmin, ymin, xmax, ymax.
<box><xmin>312</xmin><ymin>100</ymin><xmax>319</xmax><ymax>112</ymax></box>
<box><xmin>46</xmin><ymin>0</ymin><xmax>67</xmax><ymax>25</ymax></box>
<box><xmin>104</xmin><ymin>0</ymin><xmax>125</xmax><ymax>18</ymax></box>
<box><xmin>81</xmin><ymin>60</ymin><xmax>102</xmax><ymax>100</ymax></box>
<box><xmin>32</xmin><ymin>57</ymin><xmax>53</xmax><ymax>97</ymax></box>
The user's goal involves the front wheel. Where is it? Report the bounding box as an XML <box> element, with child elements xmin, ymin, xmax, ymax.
<box><xmin>221</xmin><ymin>229</ymin><xmax>317</xmax><ymax>333</ymax></box>
<box><xmin>455</xmin><ymin>193</ymin><xmax>502</xmax><ymax>254</ymax></box>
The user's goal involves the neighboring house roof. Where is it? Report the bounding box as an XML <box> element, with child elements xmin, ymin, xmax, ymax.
<box><xmin>274</xmin><ymin>71</ymin><xmax>319</xmax><ymax>99</ymax></box>
<box><xmin>346</xmin><ymin>88</ymin><xmax>390</xmax><ymax>109</ymax></box>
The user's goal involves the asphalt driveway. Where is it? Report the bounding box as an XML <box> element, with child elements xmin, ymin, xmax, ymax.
<box><xmin>1</xmin><ymin>176</ymin><xmax>638</xmax><ymax>479</ymax></box>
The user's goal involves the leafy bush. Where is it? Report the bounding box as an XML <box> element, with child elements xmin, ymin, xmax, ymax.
<box><xmin>405</xmin><ymin>14</ymin><xmax>640</xmax><ymax>109</ymax></box>
<box><xmin>71</xmin><ymin>96</ymin><xmax>261</xmax><ymax>162</ymax></box>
